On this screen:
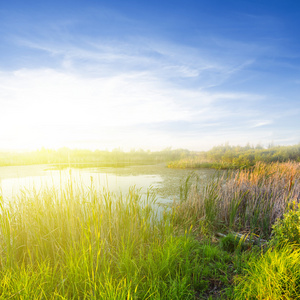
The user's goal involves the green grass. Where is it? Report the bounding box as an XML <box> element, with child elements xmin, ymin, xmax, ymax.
<box><xmin>234</xmin><ymin>245</ymin><xmax>300</xmax><ymax>299</ymax></box>
<box><xmin>1</xmin><ymin>161</ymin><xmax>300</xmax><ymax>298</ymax></box>
<box><xmin>0</xmin><ymin>176</ymin><xmax>233</xmax><ymax>299</ymax></box>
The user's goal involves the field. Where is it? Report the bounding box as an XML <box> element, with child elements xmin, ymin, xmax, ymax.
<box><xmin>0</xmin><ymin>162</ymin><xmax>300</xmax><ymax>299</ymax></box>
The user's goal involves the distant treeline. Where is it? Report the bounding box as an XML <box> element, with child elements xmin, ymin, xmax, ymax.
<box><xmin>168</xmin><ymin>143</ymin><xmax>300</xmax><ymax>169</ymax></box>
<box><xmin>0</xmin><ymin>147</ymin><xmax>190</xmax><ymax>167</ymax></box>
<box><xmin>2</xmin><ymin>144</ymin><xmax>300</xmax><ymax>169</ymax></box>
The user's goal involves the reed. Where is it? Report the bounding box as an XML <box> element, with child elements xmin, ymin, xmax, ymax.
<box><xmin>0</xmin><ymin>176</ymin><xmax>209</xmax><ymax>299</ymax></box>
<box><xmin>1</xmin><ymin>161</ymin><xmax>300</xmax><ymax>298</ymax></box>
<box><xmin>173</xmin><ymin>162</ymin><xmax>300</xmax><ymax>238</ymax></box>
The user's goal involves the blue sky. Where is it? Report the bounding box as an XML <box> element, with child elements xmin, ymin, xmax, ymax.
<box><xmin>0</xmin><ymin>0</ymin><xmax>299</xmax><ymax>151</ymax></box>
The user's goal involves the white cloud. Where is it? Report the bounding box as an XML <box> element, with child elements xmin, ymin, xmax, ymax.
<box><xmin>251</xmin><ymin>120</ymin><xmax>273</xmax><ymax>128</ymax></box>
<box><xmin>0</xmin><ymin>64</ymin><xmax>269</xmax><ymax>150</ymax></box>
<box><xmin>2</xmin><ymin>32</ymin><xmax>296</xmax><ymax>151</ymax></box>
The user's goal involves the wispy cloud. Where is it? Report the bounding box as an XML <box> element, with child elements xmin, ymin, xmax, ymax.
<box><xmin>1</xmin><ymin>6</ymin><xmax>299</xmax><ymax>151</ymax></box>
<box><xmin>251</xmin><ymin>121</ymin><xmax>273</xmax><ymax>128</ymax></box>
<box><xmin>0</xmin><ymin>63</ymin><xmax>272</xmax><ymax>150</ymax></box>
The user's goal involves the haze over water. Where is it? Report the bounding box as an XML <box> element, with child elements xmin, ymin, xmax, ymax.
<box><xmin>0</xmin><ymin>164</ymin><xmax>217</xmax><ymax>205</ymax></box>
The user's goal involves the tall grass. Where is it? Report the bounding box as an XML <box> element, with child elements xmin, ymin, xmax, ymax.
<box><xmin>173</xmin><ymin>162</ymin><xmax>300</xmax><ymax>238</ymax></box>
<box><xmin>0</xmin><ymin>176</ymin><xmax>209</xmax><ymax>299</ymax></box>
<box><xmin>234</xmin><ymin>245</ymin><xmax>300</xmax><ymax>299</ymax></box>
<box><xmin>1</xmin><ymin>162</ymin><xmax>300</xmax><ymax>298</ymax></box>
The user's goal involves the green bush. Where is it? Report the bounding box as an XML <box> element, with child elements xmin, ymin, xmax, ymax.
<box><xmin>234</xmin><ymin>246</ymin><xmax>300</xmax><ymax>299</ymax></box>
<box><xmin>271</xmin><ymin>203</ymin><xmax>300</xmax><ymax>247</ymax></box>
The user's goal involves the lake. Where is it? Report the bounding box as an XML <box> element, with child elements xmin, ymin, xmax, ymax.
<box><xmin>0</xmin><ymin>164</ymin><xmax>219</xmax><ymax>205</ymax></box>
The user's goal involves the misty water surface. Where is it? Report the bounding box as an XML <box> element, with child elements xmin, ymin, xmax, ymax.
<box><xmin>0</xmin><ymin>164</ymin><xmax>219</xmax><ymax>205</ymax></box>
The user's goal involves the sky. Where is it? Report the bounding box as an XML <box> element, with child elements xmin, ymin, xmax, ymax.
<box><xmin>0</xmin><ymin>0</ymin><xmax>299</xmax><ymax>151</ymax></box>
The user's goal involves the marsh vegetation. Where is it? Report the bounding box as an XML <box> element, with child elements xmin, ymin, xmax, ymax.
<box><xmin>168</xmin><ymin>143</ymin><xmax>300</xmax><ymax>169</ymax></box>
<box><xmin>1</xmin><ymin>145</ymin><xmax>300</xmax><ymax>298</ymax></box>
<box><xmin>0</xmin><ymin>160</ymin><xmax>299</xmax><ymax>298</ymax></box>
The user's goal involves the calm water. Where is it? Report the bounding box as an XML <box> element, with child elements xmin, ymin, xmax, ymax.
<box><xmin>0</xmin><ymin>164</ymin><xmax>219</xmax><ymax>205</ymax></box>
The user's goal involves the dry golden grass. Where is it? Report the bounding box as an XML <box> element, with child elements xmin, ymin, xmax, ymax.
<box><xmin>173</xmin><ymin>162</ymin><xmax>300</xmax><ymax>238</ymax></box>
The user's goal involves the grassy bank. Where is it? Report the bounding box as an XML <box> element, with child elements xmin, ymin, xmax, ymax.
<box><xmin>168</xmin><ymin>144</ymin><xmax>300</xmax><ymax>169</ymax></box>
<box><xmin>172</xmin><ymin>161</ymin><xmax>300</xmax><ymax>298</ymax></box>
<box><xmin>0</xmin><ymin>178</ymin><xmax>219</xmax><ymax>299</ymax></box>
<box><xmin>0</xmin><ymin>162</ymin><xmax>300</xmax><ymax>298</ymax></box>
